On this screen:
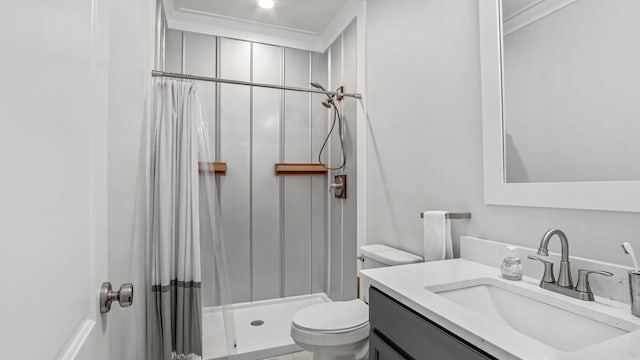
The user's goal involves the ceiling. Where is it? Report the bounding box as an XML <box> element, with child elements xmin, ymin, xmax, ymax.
<box><xmin>502</xmin><ymin>0</ymin><xmax>540</xmax><ymax>19</ymax></box>
<box><xmin>171</xmin><ymin>0</ymin><xmax>348</xmax><ymax>34</ymax></box>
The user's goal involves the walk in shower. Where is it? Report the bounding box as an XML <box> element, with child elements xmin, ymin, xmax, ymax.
<box><xmin>154</xmin><ymin>16</ymin><xmax>359</xmax><ymax>359</ymax></box>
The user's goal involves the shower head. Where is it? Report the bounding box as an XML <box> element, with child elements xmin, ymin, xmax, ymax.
<box><xmin>310</xmin><ymin>82</ymin><xmax>334</xmax><ymax>108</ymax></box>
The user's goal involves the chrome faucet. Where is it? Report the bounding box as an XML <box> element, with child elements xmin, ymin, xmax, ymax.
<box><xmin>528</xmin><ymin>229</ymin><xmax>613</xmax><ymax>301</ymax></box>
<box><xmin>538</xmin><ymin>229</ymin><xmax>573</xmax><ymax>287</ymax></box>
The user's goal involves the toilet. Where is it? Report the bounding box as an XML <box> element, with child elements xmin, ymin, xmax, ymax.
<box><xmin>290</xmin><ymin>245</ymin><xmax>423</xmax><ymax>360</ymax></box>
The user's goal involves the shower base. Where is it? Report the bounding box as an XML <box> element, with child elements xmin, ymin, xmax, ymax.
<box><xmin>203</xmin><ymin>293</ymin><xmax>331</xmax><ymax>360</ymax></box>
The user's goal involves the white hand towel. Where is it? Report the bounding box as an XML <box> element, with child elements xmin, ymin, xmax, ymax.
<box><xmin>423</xmin><ymin>211</ymin><xmax>454</xmax><ymax>261</ymax></box>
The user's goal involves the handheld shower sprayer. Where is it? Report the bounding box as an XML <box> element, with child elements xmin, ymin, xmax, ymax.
<box><xmin>310</xmin><ymin>82</ymin><xmax>334</xmax><ymax>108</ymax></box>
<box><xmin>310</xmin><ymin>81</ymin><xmax>346</xmax><ymax>170</ymax></box>
<box><xmin>310</xmin><ymin>81</ymin><xmax>327</xmax><ymax>92</ymax></box>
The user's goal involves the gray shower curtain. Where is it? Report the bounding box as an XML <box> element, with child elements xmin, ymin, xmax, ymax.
<box><xmin>146</xmin><ymin>78</ymin><xmax>204</xmax><ymax>360</ymax></box>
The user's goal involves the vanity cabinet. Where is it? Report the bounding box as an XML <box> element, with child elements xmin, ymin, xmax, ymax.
<box><xmin>369</xmin><ymin>287</ymin><xmax>496</xmax><ymax>360</ymax></box>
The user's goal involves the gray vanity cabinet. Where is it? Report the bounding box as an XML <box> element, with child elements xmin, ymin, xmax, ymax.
<box><xmin>370</xmin><ymin>331</ymin><xmax>406</xmax><ymax>360</ymax></box>
<box><xmin>369</xmin><ymin>287</ymin><xmax>496</xmax><ymax>360</ymax></box>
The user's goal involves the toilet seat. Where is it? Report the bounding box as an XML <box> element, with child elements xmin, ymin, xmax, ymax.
<box><xmin>294</xmin><ymin>321</ymin><xmax>369</xmax><ymax>334</ymax></box>
<box><xmin>291</xmin><ymin>300</ymin><xmax>370</xmax><ymax>347</ymax></box>
<box><xmin>291</xmin><ymin>321</ymin><xmax>370</xmax><ymax>348</ymax></box>
<box><xmin>292</xmin><ymin>300</ymin><xmax>369</xmax><ymax>333</ymax></box>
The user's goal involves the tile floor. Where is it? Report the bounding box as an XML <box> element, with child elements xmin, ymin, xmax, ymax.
<box><xmin>261</xmin><ymin>351</ymin><xmax>313</xmax><ymax>360</ymax></box>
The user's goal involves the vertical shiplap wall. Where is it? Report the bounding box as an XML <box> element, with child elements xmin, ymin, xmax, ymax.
<box><xmin>219</xmin><ymin>38</ymin><xmax>253</xmax><ymax>302</ymax></box>
<box><xmin>165</xmin><ymin>30</ymin><xmax>330</xmax><ymax>304</ymax></box>
<box><xmin>310</xmin><ymin>53</ymin><xmax>329</xmax><ymax>295</ymax></box>
<box><xmin>341</xmin><ymin>20</ymin><xmax>359</xmax><ymax>301</ymax></box>
<box><xmin>328</xmin><ymin>20</ymin><xmax>359</xmax><ymax>301</ymax></box>
<box><xmin>283</xmin><ymin>48</ymin><xmax>313</xmax><ymax>297</ymax></box>
<box><xmin>329</xmin><ymin>37</ymin><xmax>343</xmax><ymax>300</ymax></box>
<box><xmin>252</xmin><ymin>43</ymin><xmax>283</xmax><ymax>301</ymax></box>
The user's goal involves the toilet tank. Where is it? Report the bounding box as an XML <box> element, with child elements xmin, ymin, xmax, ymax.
<box><xmin>358</xmin><ymin>244</ymin><xmax>423</xmax><ymax>303</ymax></box>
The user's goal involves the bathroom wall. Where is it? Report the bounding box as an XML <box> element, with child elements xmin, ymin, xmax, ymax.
<box><xmin>165</xmin><ymin>31</ymin><xmax>330</xmax><ymax>304</ymax></box>
<box><xmin>364</xmin><ymin>0</ymin><xmax>640</xmax><ymax>266</ymax></box>
<box><xmin>328</xmin><ymin>20</ymin><xmax>359</xmax><ymax>301</ymax></box>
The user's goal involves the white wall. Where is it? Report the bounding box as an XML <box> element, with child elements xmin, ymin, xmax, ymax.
<box><xmin>503</xmin><ymin>0</ymin><xmax>640</xmax><ymax>183</ymax></box>
<box><xmin>365</xmin><ymin>0</ymin><xmax>640</xmax><ymax>266</ymax></box>
<box><xmin>107</xmin><ymin>0</ymin><xmax>154</xmax><ymax>359</ymax></box>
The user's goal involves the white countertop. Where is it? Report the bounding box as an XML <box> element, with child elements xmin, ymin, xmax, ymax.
<box><xmin>359</xmin><ymin>258</ymin><xmax>640</xmax><ymax>360</ymax></box>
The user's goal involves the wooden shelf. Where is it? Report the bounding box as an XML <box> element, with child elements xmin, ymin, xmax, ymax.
<box><xmin>275</xmin><ymin>163</ymin><xmax>327</xmax><ymax>176</ymax></box>
<box><xmin>198</xmin><ymin>162</ymin><xmax>227</xmax><ymax>176</ymax></box>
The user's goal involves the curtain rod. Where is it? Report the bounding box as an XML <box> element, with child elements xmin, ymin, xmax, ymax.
<box><xmin>151</xmin><ymin>70</ymin><xmax>363</xmax><ymax>99</ymax></box>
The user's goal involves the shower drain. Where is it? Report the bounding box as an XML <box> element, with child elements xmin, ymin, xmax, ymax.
<box><xmin>250</xmin><ymin>320</ymin><xmax>264</xmax><ymax>326</ymax></box>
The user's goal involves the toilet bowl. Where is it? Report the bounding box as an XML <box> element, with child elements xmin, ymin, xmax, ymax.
<box><xmin>290</xmin><ymin>300</ymin><xmax>369</xmax><ymax>360</ymax></box>
<box><xmin>290</xmin><ymin>245</ymin><xmax>423</xmax><ymax>360</ymax></box>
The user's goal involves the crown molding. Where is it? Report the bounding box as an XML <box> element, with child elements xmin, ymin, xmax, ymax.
<box><xmin>163</xmin><ymin>0</ymin><xmax>323</xmax><ymax>51</ymax></box>
<box><xmin>504</xmin><ymin>0</ymin><xmax>578</xmax><ymax>36</ymax></box>
<box><xmin>176</xmin><ymin>7</ymin><xmax>320</xmax><ymax>35</ymax></box>
<box><xmin>319</xmin><ymin>0</ymin><xmax>364</xmax><ymax>48</ymax></box>
<box><xmin>163</xmin><ymin>0</ymin><xmax>365</xmax><ymax>53</ymax></box>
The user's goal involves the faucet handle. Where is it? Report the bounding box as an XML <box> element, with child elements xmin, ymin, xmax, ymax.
<box><xmin>527</xmin><ymin>255</ymin><xmax>556</xmax><ymax>284</ymax></box>
<box><xmin>576</xmin><ymin>269</ymin><xmax>613</xmax><ymax>295</ymax></box>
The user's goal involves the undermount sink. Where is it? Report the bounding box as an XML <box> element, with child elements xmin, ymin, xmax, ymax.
<box><xmin>426</xmin><ymin>278</ymin><xmax>639</xmax><ymax>352</ymax></box>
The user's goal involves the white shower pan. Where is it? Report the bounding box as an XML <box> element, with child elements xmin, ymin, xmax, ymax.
<box><xmin>203</xmin><ymin>293</ymin><xmax>331</xmax><ymax>360</ymax></box>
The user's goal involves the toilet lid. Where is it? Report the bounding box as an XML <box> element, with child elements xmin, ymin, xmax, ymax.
<box><xmin>360</xmin><ymin>244</ymin><xmax>423</xmax><ymax>266</ymax></box>
<box><xmin>292</xmin><ymin>300</ymin><xmax>369</xmax><ymax>333</ymax></box>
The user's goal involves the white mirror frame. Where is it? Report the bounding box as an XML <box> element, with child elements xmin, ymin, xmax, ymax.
<box><xmin>479</xmin><ymin>0</ymin><xmax>640</xmax><ymax>213</ymax></box>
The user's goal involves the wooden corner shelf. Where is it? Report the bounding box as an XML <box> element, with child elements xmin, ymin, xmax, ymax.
<box><xmin>275</xmin><ymin>163</ymin><xmax>327</xmax><ymax>176</ymax></box>
<box><xmin>198</xmin><ymin>162</ymin><xmax>227</xmax><ymax>176</ymax></box>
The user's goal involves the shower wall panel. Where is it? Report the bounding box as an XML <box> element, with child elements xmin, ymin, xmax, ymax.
<box><xmin>328</xmin><ymin>20</ymin><xmax>358</xmax><ymax>301</ymax></box>
<box><xmin>310</xmin><ymin>52</ymin><xmax>329</xmax><ymax>295</ymax></box>
<box><xmin>329</xmin><ymin>37</ymin><xmax>343</xmax><ymax>300</ymax></box>
<box><xmin>165</xmin><ymin>29</ymin><xmax>182</xmax><ymax>73</ymax></box>
<box><xmin>251</xmin><ymin>43</ymin><xmax>283</xmax><ymax>301</ymax></box>
<box><xmin>166</xmin><ymin>31</ymin><xmax>330</xmax><ymax>304</ymax></box>
<box><xmin>219</xmin><ymin>38</ymin><xmax>252</xmax><ymax>303</ymax></box>
<box><xmin>341</xmin><ymin>20</ymin><xmax>359</xmax><ymax>301</ymax></box>
<box><xmin>183</xmin><ymin>32</ymin><xmax>217</xmax><ymax>144</ymax></box>
<box><xmin>283</xmin><ymin>48</ymin><xmax>313</xmax><ymax>297</ymax></box>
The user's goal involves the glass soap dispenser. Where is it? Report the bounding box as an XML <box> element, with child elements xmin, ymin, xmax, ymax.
<box><xmin>501</xmin><ymin>246</ymin><xmax>523</xmax><ymax>281</ymax></box>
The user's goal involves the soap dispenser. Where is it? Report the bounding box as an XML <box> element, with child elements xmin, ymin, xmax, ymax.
<box><xmin>501</xmin><ymin>246</ymin><xmax>523</xmax><ymax>281</ymax></box>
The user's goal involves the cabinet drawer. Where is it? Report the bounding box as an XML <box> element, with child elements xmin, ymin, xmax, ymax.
<box><xmin>369</xmin><ymin>287</ymin><xmax>495</xmax><ymax>360</ymax></box>
<box><xmin>370</xmin><ymin>331</ymin><xmax>408</xmax><ymax>360</ymax></box>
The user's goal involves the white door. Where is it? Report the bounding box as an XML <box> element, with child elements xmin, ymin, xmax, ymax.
<box><xmin>0</xmin><ymin>0</ymin><xmax>112</xmax><ymax>358</ymax></box>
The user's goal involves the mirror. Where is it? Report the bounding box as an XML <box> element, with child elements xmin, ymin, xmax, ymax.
<box><xmin>501</xmin><ymin>0</ymin><xmax>640</xmax><ymax>183</ymax></box>
<box><xmin>479</xmin><ymin>0</ymin><xmax>640</xmax><ymax>212</ymax></box>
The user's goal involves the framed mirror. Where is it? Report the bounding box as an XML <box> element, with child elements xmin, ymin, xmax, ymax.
<box><xmin>479</xmin><ymin>0</ymin><xmax>640</xmax><ymax>212</ymax></box>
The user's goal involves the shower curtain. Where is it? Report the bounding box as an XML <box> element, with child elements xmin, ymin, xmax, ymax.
<box><xmin>144</xmin><ymin>78</ymin><xmax>236</xmax><ymax>360</ymax></box>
